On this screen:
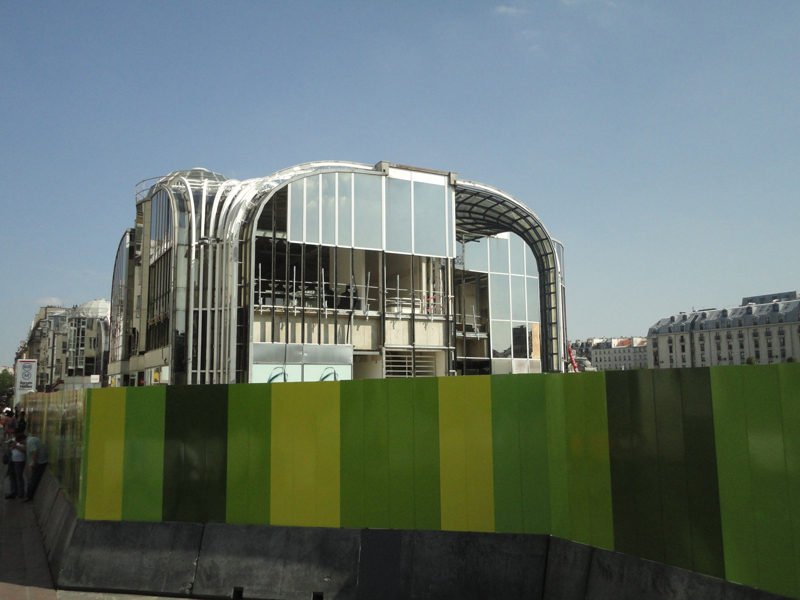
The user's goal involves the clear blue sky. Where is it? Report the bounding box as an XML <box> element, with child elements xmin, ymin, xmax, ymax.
<box><xmin>2</xmin><ymin>1</ymin><xmax>799</xmax><ymax>364</ymax></box>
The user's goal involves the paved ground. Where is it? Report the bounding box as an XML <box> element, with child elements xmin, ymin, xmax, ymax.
<box><xmin>0</xmin><ymin>476</ymin><xmax>171</xmax><ymax>600</ymax></box>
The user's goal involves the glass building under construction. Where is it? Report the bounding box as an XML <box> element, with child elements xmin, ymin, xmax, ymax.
<box><xmin>107</xmin><ymin>161</ymin><xmax>566</xmax><ymax>386</ymax></box>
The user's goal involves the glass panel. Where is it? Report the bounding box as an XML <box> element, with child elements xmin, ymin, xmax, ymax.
<box><xmin>337</xmin><ymin>173</ymin><xmax>352</xmax><ymax>246</ymax></box>
<box><xmin>511</xmin><ymin>275</ymin><xmax>526</xmax><ymax>321</ymax></box>
<box><xmin>385</xmin><ymin>178</ymin><xmax>412</xmax><ymax>253</ymax></box>
<box><xmin>526</xmin><ymin>277</ymin><xmax>540</xmax><ymax>322</ymax></box>
<box><xmin>512</xmin><ymin>322</ymin><xmax>528</xmax><ymax>358</ymax></box>
<box><xmin>525</xmin><ymin>243</ymin><xmax>537</xmax><ymax>277</ymax></box>
<box><xmin>489</xmin><ymin>237</ymin><xmax>509</xmax><ymax>273</ymax></box>
<box><xmin>510</xmin><ymin>233</ymin><xmax>525</xmax><ymax>275</ymax></box>
<box><xmin>321</xmin><ymin>173</ymin><xmax>335</xmax><ymax>245</ymax></box>
<box><xmin>491</xmin><ymin>320</ymin><xmax>511</xmax><ymax>358</ymax></box>
<box><xmin>464</xmin><ymin>237</ymin><xmax>488</xmax><ymax>272</ymax></box>
<box><xmin>489</xmin><ymin>274</ymin><xmax>510</xmax><ymax>320</ymax></box>
<box><xmin>289</xmin><ymin>180</ymin><xmax>304</xmax><ymax>242</ymax></box>
<box><xmin>305</xmin><ymin>175</ymin><xmax>319</xmax><ymax>244</ymax></box>
<box><xmin>354</xmin><ymin>174</ymin><xmax>382</xmax><ymax>249</ymax></box>
<box><xmin>413</xmin><ymin>182</ymin><xmax>447</xmax><ymax>257</ymax></box>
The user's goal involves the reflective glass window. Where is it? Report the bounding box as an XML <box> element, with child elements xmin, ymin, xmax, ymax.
<box><xmin>489</xmin><ymin>274</ymin><xmax>510</xmax><ymax>320</ymax></box>
<box><xmin>464</xmin><ymin>237</ymin><xmax>488</xmax><ymax>272</ymax></box>
<box><xmin>354</xmin><ymin>174</ymin><xmax>382</xmax><ymax>249</ymax></box>
<box><xmin>491</xmin><ymin>321</ymin><xmax>511</xmax><ymax>358</ymax></box>
<box><xmin>413</xmin><ymin>182</ymin><xmax>447</xmax><ymax>257</ymax></box>
<box><xmin>306</xmin><ymin>175</ymin><xmax>319</xmax><ymax>244</ymax></box>
<box><xmin>289</xmin><ymin>180</ymin><xmax>304</xmax><ymax>242</ymax></box>
<box><xmin>555</xmin><ymin>241</ymin><xmax>565</xmax><ymax>282</ymax></box>
<box><xmin>489</xmin><ymin>237</ymin><xmax>509</xmax><ymax>273</ymax></box>
<box><xmin>511</xmin><ymin>275</ymin><xmax>526</xmax><ymax>321</ymax></box>
<box><xmin>510</xmin><ymin>234</ymin><xmax>525</xmax><ymax>275</ymax></box>
<box><xmin>337</xmin><ymin>173</ymin><xmax>352</xmax><ymax>246</ymax></box>
<box><xmin>512</xmin><ymin>322</ymin><xmax>528</xmax><ymax>358</ymax></box>
<box><xmin>525</xmin><ymin>244</ymin><xmax>537</xmax><ymax>277</ymax></box>
<box><xmin>321</xmin><ymin>173</ymin><xmax>335</xmax><ymax>245</ymax></box>
<box><xmin>385</xmin><ymin>178</ymin><xmax>412</xmax><ymax>253</ymax></box>
<box><xmin>526</xmin><ymin>277</ymin><xmax>540</xmax><ymax>322</ymax></box>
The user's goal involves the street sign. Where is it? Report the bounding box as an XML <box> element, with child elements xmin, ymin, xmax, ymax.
<box><xmin>15</xmin><ymin>359</ymin><xmax>37</xmax><ymax>403</ymax></box>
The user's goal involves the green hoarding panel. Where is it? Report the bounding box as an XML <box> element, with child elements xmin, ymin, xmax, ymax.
<box><xmin>339</xmin><ymin>379</ymin><xmax>365</xmax><ymax>528</ymax></box>
<box><xmin>741</xmin><ymin>365</ymin><xmax>796</xmax><ymax>598</ymax></box>
<box><xmin>562</xmin><ymin>373</ymin><xmax>593</xmax><ymax>546</ymax></box>
<box><xmin>163</xmin><ymin>385</ymin><xmax>228</xmax><ymax>523</ymax></box>
<box><xmin>78</xmin><ymin>389</ymin><xmax>93</xmax><ymax>520</ymax></box>
<box><xmin>412</xmin><ymin>377</ymin><xmax>441</xmax><ymax>531</ymax></box>
<box><xmin>678</xmin><ymin>368</ymin><xmax>725</xmax><ymax>578</ymax></box>
<box><xmin>517</xmin><ymin>374</ymin><xmax>550</xmax><ymax>535</ymax></box>
<box><xmin>653</xmin><ymin>369</ymin><xmax>693</xmax><ymax>571</ymax></box>
<box><xmin>491</xmin><ymin>374</ymin><xmax>524</xmax><ymax>533</ymax></box>
<box><xmin>226</xmin><ymin>383</ymin><xmax>271</xmax><ymax>525</ymax></box>
<box><xmin>711</xmin><ymin>366</ymin><xmax>759</xmax><ymax>588</ymax></box>
<box><xmin>546</xmin><ymin>374</ymin><xmax>570</xmax><ymax>540</ymax></box>
<box><xmin>778</xmin><ymin>363</ymin><xmax>800</xmax><ymax>596</ymax></box>
<box><xmin>363</xmin><ymin>379</ymin><xmax>391</xmax><ymax>528</ymax></box>
<box><xmin>630</xmin><ymin>370</ymin><xmax>666</xmax><ymax>564</ymax></box>
<box><xmin>388</xmin><ymin>378</ymin><xmax>416</xmax><ymax>529</ymax></box>
<box><xmin>605</xmin><ymin>371</ymin><xmax>638</xmax><ymax>556</ymax></box>
<box><xmin>581</xmin><ymin>371</ymin><xmax>614</xmax><ymax>550</ymax></box>
<box><xmin>122</xmin><ymin>387</ymin><xmax>166</xmax><ymax>522</ymax></box>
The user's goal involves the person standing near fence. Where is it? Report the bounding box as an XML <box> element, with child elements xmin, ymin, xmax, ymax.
<box><xmin>15</xmin><ymin>431</ymin><xmax>48</xmax><ymax>503</ymax></box>
<box><xmin>5</xmin><ymin>428</ymin><xmax>26</xmax><ymax>499</ymax></box>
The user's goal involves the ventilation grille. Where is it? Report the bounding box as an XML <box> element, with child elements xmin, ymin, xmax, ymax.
<box><xmin>385</xmin><ymin>350</ymin><xmax>437</xmax><ymax>378</ymax></box>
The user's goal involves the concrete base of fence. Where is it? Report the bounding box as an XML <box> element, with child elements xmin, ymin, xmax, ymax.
<box><xmin>29</xmin><ymin>480</ymin><xmax>794</xmax><ymax>600</ymax></box>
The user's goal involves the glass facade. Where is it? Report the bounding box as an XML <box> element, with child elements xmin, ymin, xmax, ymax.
<box><xmin>108</xmin><ymin>162</ymin><xmax>564</xmax><ymax>388</ymax></box>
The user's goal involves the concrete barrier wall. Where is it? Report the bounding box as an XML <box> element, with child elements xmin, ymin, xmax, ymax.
<box><xmin>23</xmin><ymin>363</ymin><xmax>800</xmax><ymax>599</ymax></box>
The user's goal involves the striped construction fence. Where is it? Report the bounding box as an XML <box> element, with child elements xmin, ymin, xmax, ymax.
<box><xmin>23</xmin><ymin>364</ymin><xmax>800</xmax><ymax>599</ymax></box>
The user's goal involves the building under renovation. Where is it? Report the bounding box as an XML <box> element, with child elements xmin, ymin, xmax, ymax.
<box><xmin>107</xmin><ymin>161</ymin><xmax>566</xmax><ymax>386</ymax></box>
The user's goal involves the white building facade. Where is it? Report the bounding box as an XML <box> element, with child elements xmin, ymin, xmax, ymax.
<box><xmin>648</xmin><ymin>294</ymin><xmax>800</xmax><ymax>369</ymax></box>
<box><xmin>590</xmin><ymin>338</ymin><xmax>648</xmax><ymax>371</ymax></box>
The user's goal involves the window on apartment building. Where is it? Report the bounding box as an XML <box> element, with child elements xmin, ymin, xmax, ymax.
<box><xmin>699</xmin><ymin>323</ymin><xmax>705</xmax><ymax>330</ymax></box>
<box><xmin>755</xmin><ymin>340</ymin><xmax>760</xmax><ymax>348</ymax></box>
<box><xmin>740</xmin><ymin>351</ymin><xmax>745</xmax><ymax>361</ymax></box>
<box><xmin>737</xmin><ymin>319</ymin><xmax>743</xmax><ymax>326</ymax></box>
<box><xmin>681</xmin><ymin>355</ymin><xmax>686</xmax><ymax>363</ymax></box>
<box><xmin>781</xmin><ymin>349</ymin><xmax>787</xmax><ymax>359</ymax></box>
<box><xmin>768</xmin><ymin>350</ymin><xmax>773</xmax><ymax>359</ymax></box>
<box><xmin>728</xmin><ymin>343</ymin><xmax>733</xmax><ymax>350</ymax></box>
<box><xmin>699</xmin><ymin>334</ymin><xmax>705</xmax><ymax>341</ymax></box>
<box><xmin>726</xmin><ymin>332</ymin><xmax>732</xmax><ymax>339</ymax></box>
<box><xmin>766</xmin><ymin>328</ymin><xmax>772</xmax><ymax>336</ymax></box>
<box><xmin>670</xmin><ymin>356</ymin><xmax>674</xmax><ymax>364</ymax></box>
<box><xmin>778</xmin><ymin>327</ymin><xmax>785</xmax><ymax>335</ymax></box>
<box><xmin>780</xmin><ymin>337</ymin><xmax>786</xmax><ymax>346</ymax></box>
<box><xmin>715</xmin><ymin>333</ymin><xmax>721</xmax><ymax>340</ymax></box>
<box><xmin>752</xmin><ymin>329</ymin><xmax>759</xmax><ymax>336</ymax></box>
<box><xmin>700</xmin><ymin>343</ymin><xmax>705</xmax><ymax>351</ymax></box>
<box><xmin>701</xmin><ymin>354</ymin><xmax>706</xmax><ymax>362</ymax></box>
<box><xmin>717</xmin><ymin>353</ymin><xmax>722</xmax><ymax>361</ymax></box>
<box><xmin>767</xmin><ymin>339</ymin><xmax>773</xmax><ymax>348</ymax></box>
<box><xmin>738</xmin><ymin>331</ymin><xmax>744</xmax><ymax>338</ymax></box>
<box><xmin>669</xmin><ymin>345</ymin><xmax>673</xmax><ymax>353</ymax></box>
<box><xmin>756</xmin><ymin>351</ymin><xmax>761</xmax><ymax>360</ymax></box>
<box><xmin>716</xmin><ymin>342</ymin><xmax>721</xmax><ymax>351</ymax></box>
<box><xmin>766</xmin><ymin>317</ymin><xmax>771</xmax><ymax>324</ymax></box>
<box><xmin>728</xmin><ymin>352</ymin><xmax>733</xmax><ymax>361</ymax></box>
<box><xmin>681</xmin><ymin>344</ymin><xmax>685</xmax><ymax>353</ymax></box>
<box><xmin>739</xmin><ymin>341</ymin><xmax>744</xmax><ymax>349</ymax></box>
<box><xmin>62</xmin><ymin>341</ymin><xmax>67</xmax><ymax>352</ymax></box>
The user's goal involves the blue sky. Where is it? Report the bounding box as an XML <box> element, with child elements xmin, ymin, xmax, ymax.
<box><xmin>1</xmin><ymin>1</ymin><xmax>798</xmax><ymax>364</ymax></box>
